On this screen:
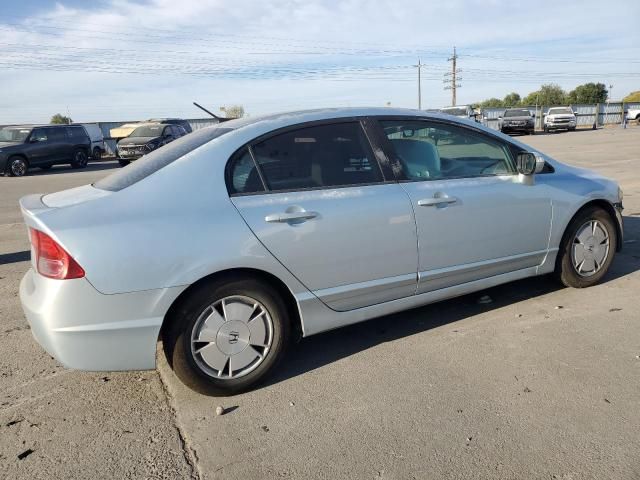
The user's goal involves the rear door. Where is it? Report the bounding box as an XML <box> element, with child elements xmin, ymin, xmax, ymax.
<box><xmin>229</xmin><ymin>120</ymin><xmax>418</xmax><ymax>311</ymax></box>
<box><xmin>375</xmin><ymin>118</ymin><xmax>552</xmax><ymax>294</ymax></box>
<box><xmin>47</xmin><ymin>127</ymin><xmax>70</xmax><ymax>161</ymax></box>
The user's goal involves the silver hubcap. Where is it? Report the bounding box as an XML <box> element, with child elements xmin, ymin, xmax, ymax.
<box><xmin>190</xmin><ymin>295</ymin><xmax>273</xmax><ymax>380</ymax></box>
<box><xmin>572</xmin><ymin>220</ymin><xmax>610</xmax><ymax>277</ymax></box>
<box><xmin>11</xmin><ymin>159</ymin><xmax>26</xmax><ymax>176</ymax></box>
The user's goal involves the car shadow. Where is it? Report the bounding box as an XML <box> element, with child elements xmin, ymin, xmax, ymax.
<box><xmin>0</xmin><ymin>250</ymin><xmax>30</xmax><ymax>266</ymax></box>
<box><xmin>263</xmin><ymin>214</ymin><xmax>640</xmax><ymax>389</ymax></box>
<box><xmin>23</xmin><ymin>161</ymin><xmax>120</xmax><ymax>177</ymax></box>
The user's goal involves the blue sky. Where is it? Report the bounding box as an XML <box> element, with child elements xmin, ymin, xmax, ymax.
<box><xmin>0</xmin><ymin>0</ymin><xmax>638</xmax><ymax>123</ymax></box>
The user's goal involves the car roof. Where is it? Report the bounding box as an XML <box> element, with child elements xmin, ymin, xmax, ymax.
<box><xmin>3</xmin><ymin>124</ymin><xmax>82</xmax><ymax>129</ymax></box>
<box><xmin>216</xmin><ymin>107</ymin><xmax>470</xmax><ymax>131</ymax></box>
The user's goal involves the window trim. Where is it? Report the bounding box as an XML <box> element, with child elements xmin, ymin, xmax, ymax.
<box><xmin>225</xmin><ymin>117</ymin><xmax>392</xmax><ymax>197</ymax></box>
<box><xmin>370</xmin><ymin>116</ymin><xmax>521</xmax><ymax>183</ymax></box>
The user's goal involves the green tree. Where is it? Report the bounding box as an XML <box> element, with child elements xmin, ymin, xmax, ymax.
<box><xmin>220</xmin><ymin>105</ymin><xmax>245</xmax><ymax>118</ymax></box>
<box><xmin>623</xmin><ymin>91</ymin><xmax>640</xmax><ymax>102</ymax></box>
<box><xmin>50</xmin><ymin>113</ymin><xmax>72</xmax><ymax>124</ymax></box>
<box><xmin>566</xmin><ymin>82</ymin><xmax>608</xmax><ymax>104</ymax></box>
<box><xmin>523</xmin><ymin>84</ymin><xmax>567</xmax><ymax>106</ymax></box>
<box><xmin>478</xmin><ymin>97</ymin><xmax>504</xmax><ymax>108</ymax></box>
<box><xmin>503</xmin><ymin>92</ymin><xmax>521</xmax><ymax>106</ymax></box>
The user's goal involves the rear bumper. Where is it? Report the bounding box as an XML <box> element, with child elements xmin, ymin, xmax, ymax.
<box><xmin>19</xmin><ymin>268</ymin><xmax>185</xmax><ymax>371</ymax></box>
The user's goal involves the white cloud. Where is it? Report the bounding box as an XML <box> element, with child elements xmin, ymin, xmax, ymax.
<box><xmin>0</xmin><ymin>0</ymin><xmax>638</xmax><ymax>123</ymax></box>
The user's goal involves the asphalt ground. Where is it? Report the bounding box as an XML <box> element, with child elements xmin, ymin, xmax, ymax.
<box><xmin>1</xmin><ymin>126</ymin><xmax>639</xmax><ymax>479</ymax></box>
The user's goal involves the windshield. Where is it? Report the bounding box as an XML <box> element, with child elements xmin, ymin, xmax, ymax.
<box><xmin>504</xmin><ymin>109</ymin><xmax>531</xmax><ymax>118</ymax></box>
<box><xmin>441</xmin><ymin>107</ymin><xmax>468</xmax><ymax>116</ymax></box>
<box><xmin>548</xmin><ymin>108</ymin><xmax>573</xmax><ymax>115</ymax></box>
<box><xmin>0</xmin><ymin>127</ymin><xmax>31</xmax><ymax>142</ymax></box>
<box><xmin>130</xmin><ymin>125</ymin><xmax>165</xmax><ymax>137</ymax></box>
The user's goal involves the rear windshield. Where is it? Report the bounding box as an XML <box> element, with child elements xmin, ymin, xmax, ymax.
<box><xmin>504</xmin><ymin>109</ymin><xmax>531</xmax><ymax>117</ymax></box>
<box><xmin>94</xmin><ymin>126</ymin><xmax>233</xmax><ymax>191</ymax></box>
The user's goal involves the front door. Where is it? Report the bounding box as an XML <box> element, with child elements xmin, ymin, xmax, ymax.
<box><xmin>229</xmin><ymin>120</ymin><xmax>418</xmax><ymax>311</ymax></box>
<box><xmin>376</xmin><ymin>118</ymin><xmax>552</xmax><ymax>294</ymax></box>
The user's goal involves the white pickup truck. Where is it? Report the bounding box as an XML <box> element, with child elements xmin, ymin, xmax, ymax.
<box><xmin>544</xmin><ymin>107</ymin><xmax>577</xmax><ymax>132</ymax></box>
<box><xmin>626</xmin><ymin>107</ymin><xmax>640</xmax><ymax>123</ymax></box>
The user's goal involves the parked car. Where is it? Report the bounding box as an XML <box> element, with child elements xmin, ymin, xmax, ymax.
<box><xmin>19</xmin><ymin>108</ymin><xmax>623</xmax><ymax>395</ymax></box>
<box><xmin>147</xmin><ymin>118</ymin><xmax>193</xmax><ymax>134</ymax></box>
<box><xmin>81</xmin><ymin>123</ymin><xmax>106</xmax><ymax>160</ymax></box>
<box><xmin>440</xmin><ymin>105</ymin><xmax>479</xmax><ymax>122</ymax></box>
<box><xmin>116</xmin><ymin>123</ymin><xmax>187</xmax><ymax>166</ymax></box>
<box><xmin>544</xmin><ymin>107</ymin><xmax>577</xmax><ymax>132</ymax></box>
<box><xmin>498</xmin><ymin>108</ymin><xmax>535</xmax><ymax>135</ymax></box>
<box><xmin>626</xmin><ymin>107</ymin><xmax>640</xmax><ymax>124</ymax></box>
<box><xmin>0</xmin><ymin>124</ymin><xmax>91</xmax><ymax>177</ymax></box>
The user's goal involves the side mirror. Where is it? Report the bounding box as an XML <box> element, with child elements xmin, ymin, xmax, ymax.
<box><xmin>498</xmin><ymin>116</ymin><xmax>502</xmax><ymax>120</ymax></box>
<box><xmin>516</xmin><ymin>152</ymin><xmax>545</xmax><ymax>175</ymax></box>
<box><xmin>532</xmin><ymin>114</ymin><xmax>536</xmax><ymax>118</ymax></box>
<box><xmin>30</xmin><ymin>137</ymin><xmax>39</xmax><ymax>143</ymax></box>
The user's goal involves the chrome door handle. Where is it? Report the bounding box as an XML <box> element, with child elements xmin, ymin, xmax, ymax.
<box><xmin>417</xmin><ymin>196</ymin><xmax>458</xmax><ymax>207</ymax></box>
<box><xmin>265</xmin><ymin>211</ymin><xmax>318</xmax><ymax>223</ymax></box>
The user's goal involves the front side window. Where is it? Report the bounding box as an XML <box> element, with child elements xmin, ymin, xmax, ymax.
<box><xmin>250</xmin><ymin>122</ymin><xmax>382</xmax><ymax>192</ymax></box>
<box><xmin>380</xmin><ymin>120</ymin><xmax>515</xmax><ymax>181</ymax></box>
<box><xmin>31</xmin><ymin>128</ymin><xmax>48</xmax><ymax>142</ymax></box>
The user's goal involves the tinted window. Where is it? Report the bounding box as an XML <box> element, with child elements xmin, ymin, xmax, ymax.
<box><xmin>95</xmin><ymin>126</ymin><xmax>233</xmax><ymax>192</ymax></box>
<box><xmin>251</xmin><ymin>122</ymin><xmax>382</xmax><ymax>191</ymax></box>
<box><xmin>66</xmin><ymin>126</ymin><xmax>87</xmax><ymax>138</ymax></box>
<box><xmin>47</xmin><ymin>128</ymin><xmax>67</xmax><ymax>141</ymax></box>
<box><xmin>381</xmin><ymin>120</ymin><xmax>515</xmax><ymax>180</ymax></box>
<box><xmin>31</xmin><ymin>128</ymin><xmax>48</xmax><ymax>142</ymax></box>
<box><xmin>228</xmin><ymin>148</ymin><xmax>265</xmax><ymax>194</ymax></box>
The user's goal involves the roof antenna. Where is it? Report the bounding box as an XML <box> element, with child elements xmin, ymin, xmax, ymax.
<box><xmin>193</xmin><ymin>102</ymin><xmax>233</xmax><ymax>122</ymax></box>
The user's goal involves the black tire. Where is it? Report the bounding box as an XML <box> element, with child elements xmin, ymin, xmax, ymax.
<box><xmin>71</xmin><ymin>148</ymin><xmax>88</xmax><ymax>169</ymax></box>
<box><xmin>92</xmin><ymin>147</ymin><xmax>102</xmax><ymax>160</ymax></box>
<box><xmin>543</xmin><ymin>125</ymin><xmax>549</xmax><ymax>133</ymax></box>
<box><xmin>555</xmin><ymin>206</ymin><xmax>617</xmax><ymax>288</ymax></box>
<box><xmin>118</xmin><ymin>159</ymin><xmax>130</xmax><ymax>167</ymax></box>
<box><xmin>163</xmin><ymin>276</ymin><xmax>291</xmax><ymax>395</ymax></box>
<box><xmin>569</xmin><ymin>127</ymin><xmax>576</xmax><ymax>131</ymax></box>
<box><xmin>7</xmin><ymin>155</ymin><xmax>28</xmax><ymax>177</ymax></box>
<box><xmin>529</xmin><ymin>129</ymin><xmax>535</xmax><ymax>135</ymax></box>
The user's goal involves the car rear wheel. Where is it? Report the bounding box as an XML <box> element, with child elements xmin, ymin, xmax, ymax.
<box><xmin>7</xmin><ymin>156</ymin><xmax>28</xmax><ymax>177</ymax></box>
<box><xmin>555</xmin><ymin>206</ymin><xmax>616</xmax><ymax>288</ymax></box>
<box><xmin>92</xmin><ymin>147</ymin><xmax>102</xmax><ymax>160</ymax></box>
<box><xmin>163</xmin><ymin>276</ymin><xmax>291</xmax><ymax>395</ymax></box>
<box><xmin>71</xmin><ymin>149</ymin><xmax>88</xmax><ymax>169</ymax></box>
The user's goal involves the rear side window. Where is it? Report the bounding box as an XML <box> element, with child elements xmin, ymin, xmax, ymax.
<box><xmin>47</xmin><ymin>128</ymin><xmax>66</xmax><ymax>142</ymax></box>
<box><xmin>94</xmin><ymin>126</ymin><xmax>233</xmax><ymax>192</ymax></box>
<box><xmin>66</xmin><ymin>127</ymin><xmax>88</xmax><ymax>139</ymax></box>
<box><xmin>228</xmin><ymin>148</ymin><xmax>265</xmax><ymax>194</ymax></box>
<box><xmin>250</xmin><ymin>122</ymin><xmax>382</xmax><ymax>192</ymax></box>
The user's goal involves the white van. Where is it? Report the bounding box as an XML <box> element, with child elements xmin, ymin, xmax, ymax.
<box><xmin>80</xmin><ymin>123</ymin><xmax>105</xmax><ymax>160</ymax></box>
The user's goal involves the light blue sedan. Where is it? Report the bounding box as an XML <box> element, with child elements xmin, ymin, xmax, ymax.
<box><xmin>19</xmin><ymin>108</ymin><xmax>623</xmax><ymax>394</ymax></box>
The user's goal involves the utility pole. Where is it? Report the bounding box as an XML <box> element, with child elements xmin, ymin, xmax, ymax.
<box><xmin>413</xmin><ymin>59</ymin><xmax>425</xmax><ymax>109</ymax></box>
<box><xmin>443</xmin><ymin>46</ymin><xmax>462</xmax><ymax>106</ymax></box>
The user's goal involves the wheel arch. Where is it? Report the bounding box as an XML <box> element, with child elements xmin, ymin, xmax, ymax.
<box><xmin>160</xmin><ymin>267</ymin><xmax>304</xmax><ymax>341</ymax></box>
<box><xmin>558</xmin><ymin>199</ymin><xmax>622</xmax><ymax>259</ymax></box>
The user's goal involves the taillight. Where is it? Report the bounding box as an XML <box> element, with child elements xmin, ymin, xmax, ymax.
<box><xmin>29</xmin><ymin>228</ymin><xmax>85</xmax><ymax>280</ymax></box>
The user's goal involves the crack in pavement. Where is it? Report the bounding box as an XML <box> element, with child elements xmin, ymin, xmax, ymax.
<box><xmin>157</xmin><ymin>346</ymin><xmax>203</xmax><ymax>480</ymax></box>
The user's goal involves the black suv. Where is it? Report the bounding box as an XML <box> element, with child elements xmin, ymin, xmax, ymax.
<box><xmin>498</xmin><ymin>109</ymin><xmax>535</xmax><ymax>135</ymax></box>
<box><xmin>0</xmin><ymin>124</ymin><xmax>91</xmax><ymax>177</ymax></box>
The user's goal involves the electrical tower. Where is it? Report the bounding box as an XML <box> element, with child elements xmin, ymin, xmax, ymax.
<box><xmin>443</xmin><ymin>46</ymin><xmax>461</xmax><ymax>106</ymax></box>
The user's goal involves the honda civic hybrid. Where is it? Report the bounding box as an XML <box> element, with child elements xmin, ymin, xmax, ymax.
<box><xmin>19</xmin><ymin>108</ymin><xmax>623</xmax><ymax>395</ymax></box>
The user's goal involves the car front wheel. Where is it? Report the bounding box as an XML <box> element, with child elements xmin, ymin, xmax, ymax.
<box><xmin>556</xmin><ymin>206</ymin><xmax>617</xmax><ymax>288</ymax></box>
<box><xmin>163</xmin><ymin>276</ymin><xmax>291</xmax><ymax>395</ymax></box>
<box><xmin>7</xmin><ymin>156</ymin><xmax>28</xmax><ymax>177</ymax></box>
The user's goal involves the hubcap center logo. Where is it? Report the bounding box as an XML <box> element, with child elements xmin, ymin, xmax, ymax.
<box><xmin>216</xmin><ymin>321</ymin><xmax>250</xmax><ymax>356</ymax></box>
